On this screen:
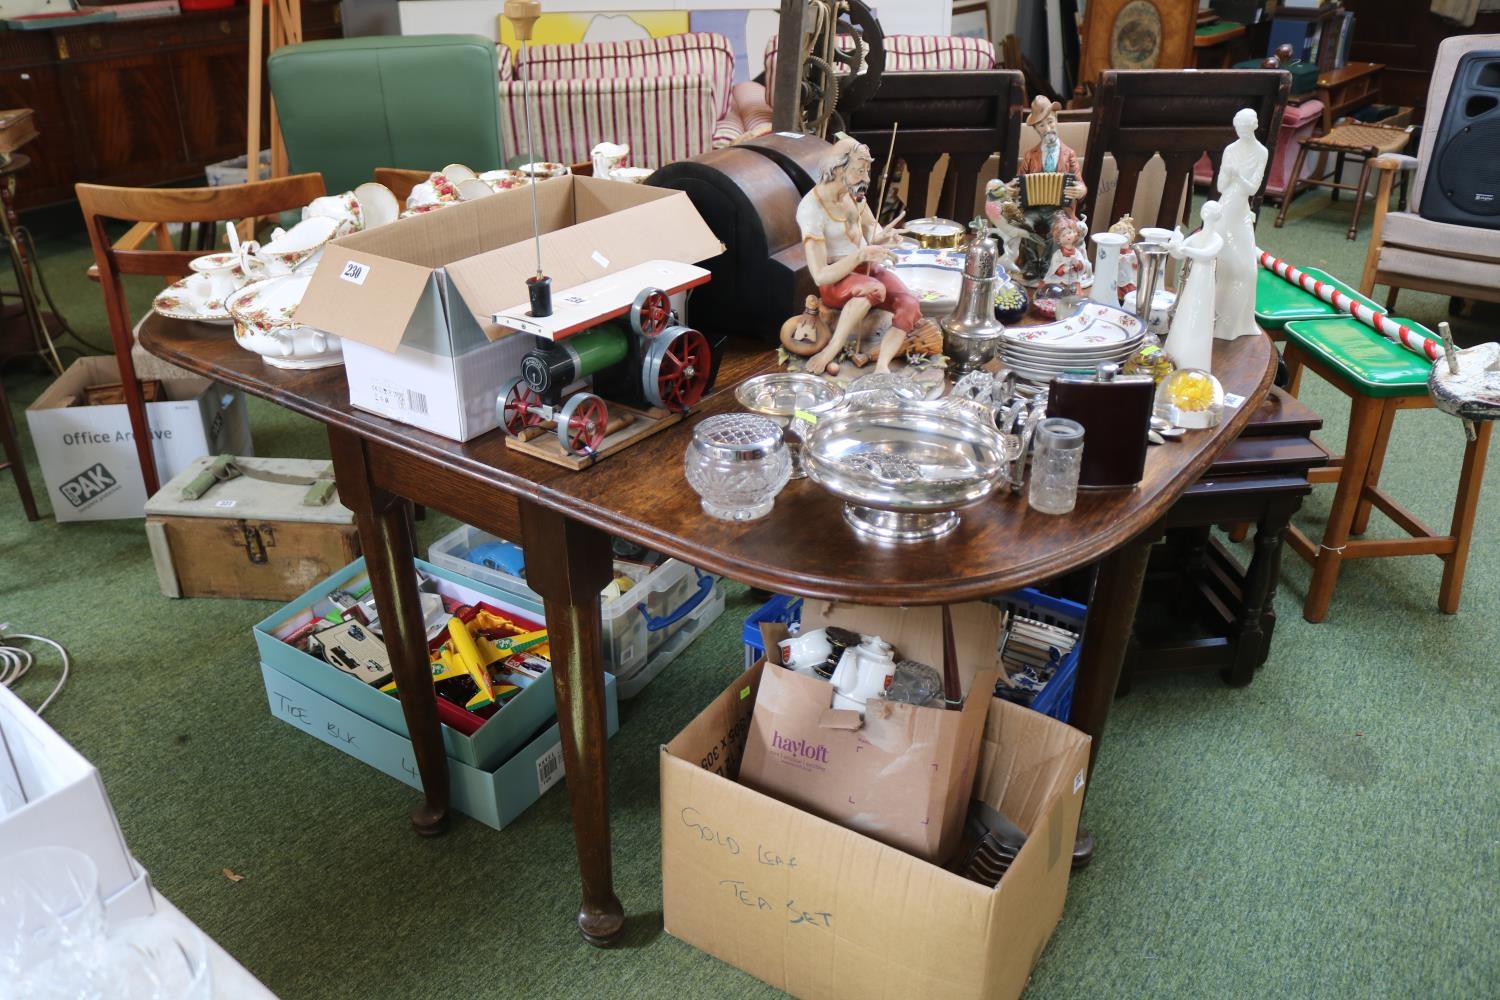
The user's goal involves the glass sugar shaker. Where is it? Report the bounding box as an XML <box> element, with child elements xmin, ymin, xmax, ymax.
<box><xmin>683</xmin><ymin>413</ymin><xmax>792</xmax><ymax>521</ymax></box>
<box><xmin>1028</xmin><ymin>417</ymin><xmax>1085</xmax><ymax>515</ymax></box>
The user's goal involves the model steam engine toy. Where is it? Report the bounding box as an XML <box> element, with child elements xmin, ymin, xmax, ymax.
<box><xmin>492</xmin><ymin>260</ymin><xmax>718</xmax><ymax>468</ymax></box>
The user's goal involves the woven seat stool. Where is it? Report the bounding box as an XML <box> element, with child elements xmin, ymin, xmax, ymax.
<box><xmin>1281</xmin><ymin>316</ymin><xmax>1493</xmax><ymax>622</ymax></box>
<box><xmin>1273</xmin><ymin>122</ymin><xmax>1413</xmax><ymax>239</ymax></box>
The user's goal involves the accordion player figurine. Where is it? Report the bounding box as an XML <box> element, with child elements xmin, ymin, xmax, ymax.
<box><xmin>1004</xmin><ymin>96</ymin><xmax>1090</xmax><ymax>287</ymax></box>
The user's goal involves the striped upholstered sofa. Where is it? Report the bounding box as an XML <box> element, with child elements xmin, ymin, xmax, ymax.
<box><xmin>496</xmin><ymin>32</ymin><xmax>739</xmax><ymax>171</ymax></box>
<box><xmin>727</xmin><ymin>33</ymin><xmax>1000</xmax><ymax>134</ymax></box>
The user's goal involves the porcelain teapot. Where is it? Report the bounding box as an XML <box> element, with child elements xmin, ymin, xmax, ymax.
<box><xmin>828</xmin><ymin>634</ymin><xmax>898</xmax><ymax>711</ymax></box>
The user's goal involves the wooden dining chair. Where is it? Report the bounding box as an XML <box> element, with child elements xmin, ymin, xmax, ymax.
<box><xmin>75</xmin><ymin>174</ymin><xmax>326</xmax><ymax>497</ymax></box>
<box><xmin>1078</xmin><ymin>69</ymin><xmax>1289</xmax><ymax>232</ymax></box>
<box><xmin>372</xmin><ymin>167</ymin><xmax>429</xmax><ymax>207</ymax></box>
<box><xmin>846</xmin><ymin>69</ymin><xmax>1026</xmax><ymax>222</ymax></box>
<box><xmin>0</xmin><ymin>370</ymin><xmax>38</xmax><ymax>521</ymax></box>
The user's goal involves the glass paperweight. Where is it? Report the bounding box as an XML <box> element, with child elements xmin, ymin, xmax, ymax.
<box><xmin>1032</xmin><ymin>282</ymin><xmax>1067</xmax><ymax>320</ymax></box>
<box><xmin>992</xmin><ymin>280</ymin><xmax>1029</xmax><ymax>324</ymax></box>
<box><xmin>684</xmin><ymin>413</ymin><xmax>792</xmax><ymax>521</ymax></box>
<box><xmin>1157</xmin><ymin>368</ymin><xmax>1225</xmax><ymax>429</ymax></box>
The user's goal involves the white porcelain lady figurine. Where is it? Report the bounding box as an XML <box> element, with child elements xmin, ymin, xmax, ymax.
<box><xmin>1165</xmin><ymin>201</ymin><xmax>1226</xmax><ymax>373</ymax></box>
<box><xmin>1215</xmin><ymin>108</ymin><xmax>1268</xmax><ymax>341</ymax></box>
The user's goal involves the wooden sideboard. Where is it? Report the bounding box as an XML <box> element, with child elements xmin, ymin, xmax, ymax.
<box><xmin>0</xmin><ymin>2</ymin><xmax>341</xmax><ymax>211</ymax></box>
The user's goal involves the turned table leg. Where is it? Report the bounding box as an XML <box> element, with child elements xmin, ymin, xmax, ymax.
<box><xmin>1067</xmin><ymin>533</ymin><xmax>1157</xmax><ymax>868</ymax></box>
<box><xmin>328</xmin><ymin>427</ymin><xmax>449</xmax><ymax>835</ymax></box>
<box><xmin>519</xmin><ymin>499</ymin><xmax>622</xmax><ymax>946</ymax></box>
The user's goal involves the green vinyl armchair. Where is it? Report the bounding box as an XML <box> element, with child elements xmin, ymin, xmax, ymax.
<box><xmin>268</xmin><ymin>34</ymin><xmax>505</xmax><ymax>194</ymax></box>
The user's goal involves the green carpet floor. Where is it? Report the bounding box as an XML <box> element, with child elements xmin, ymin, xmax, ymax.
<box><xmin>1</xmin><ymin>188</ymin><xmax>1497</xmax><ymax>999</ymax></box>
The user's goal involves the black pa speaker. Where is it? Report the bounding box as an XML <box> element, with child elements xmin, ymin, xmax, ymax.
<box><xmin>1422</xmin><ymin>50</ymin><xmax>1500</xmax><ymax>229</ymax></box>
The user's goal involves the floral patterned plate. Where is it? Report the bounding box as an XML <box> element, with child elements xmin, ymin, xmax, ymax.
<box><xmin>152</xmin><ymin>273</ymin><xmax>232</xmax><ymax>324</ymax></box>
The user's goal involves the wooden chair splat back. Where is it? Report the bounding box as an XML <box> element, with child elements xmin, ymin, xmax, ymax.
<box><xmin>846</xmin><ymin>69</ymin><xmax>1027</xmax><ymax>223</ymax></box>
<box><xmin>1079</xmin><ymin>69</ymin><xmax>1289</xmax><ymax>232</ymax></box>
<box><xmin>75</xmin><ymin>173</ymin><xmax>327</xmax><ymax>497</ymax></box>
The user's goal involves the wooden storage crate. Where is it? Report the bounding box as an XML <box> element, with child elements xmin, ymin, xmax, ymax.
<box><xmin>143</xmin><ymin>456</ymin><xmax>359</xmax><ymax>600</ymax></box>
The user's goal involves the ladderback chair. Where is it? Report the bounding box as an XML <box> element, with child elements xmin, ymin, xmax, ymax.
<box><xmin>1079</xmin><ymin>69</ymin><xmax>1290</xmax><ymax>232</ymax></box>
<box><xmin>846</xmin><ymin>69</ymin><xmax>1027</xmax><ymax>222</ymax></box>
<box><xmin>76</xmin><ymin>173</ymin><xmax>327</xmax><ymax>497</ymax></box>
<box><xmin>270</xmin><ymin>35</ymin><xmax>504</xmax><ymax>194</ymax></box>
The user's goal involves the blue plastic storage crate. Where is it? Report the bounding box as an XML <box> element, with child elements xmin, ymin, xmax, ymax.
<box><xmin>739</xmin><ymin>589</ymin><xmax>1085</xmax><ymax>721</ymax></box>
<box><xmin>741</xmin><ymin>594</ymin><xmax>804</xmax><ymax>667</ymax></box>
<box><xmin>993</xmin><ymin>588</ymin><xmax>1086</xmax><ymax>723</ymax></box>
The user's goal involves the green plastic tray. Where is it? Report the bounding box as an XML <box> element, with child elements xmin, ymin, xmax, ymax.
<box><xmin>1255</xmin><ymin>266</ymin><xmax>1386</xmax><ymax>330</ymax></box>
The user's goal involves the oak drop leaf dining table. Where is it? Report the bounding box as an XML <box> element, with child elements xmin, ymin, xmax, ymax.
<box><xmin>140</xmin><ymin>314</ymin><xmax>1275</xmax><ymax>946</ymax></box>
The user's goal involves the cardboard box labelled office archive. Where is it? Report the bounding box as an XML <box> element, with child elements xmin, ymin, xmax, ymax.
<box><xmin>661</xmin><ymin>614</ymin><xmax>1093</xmax><ymax>1000</ymax></box>
<box><xmin>295</xmin><ymin>175</ymin><xmax>724</xmax><ymax>442</ymax></box>
<box><xmin>24</xmin><ymin>356</ymin><xmax>251</xmax><ymax>522</ymax></box>
<box><xmin>255</xmin><ymin>557</ymin><xmax>620</xmax><ymax>830</ymax></box>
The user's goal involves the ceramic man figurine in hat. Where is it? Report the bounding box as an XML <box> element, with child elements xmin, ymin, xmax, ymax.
<box><xmin>1010</xmin><ymin>95</ymin><xmax>1088</xmax><ymax>206</ymax></box>
<box><xmin>797</xmin><ymin>134</ymin><xmax>931</xmax><ymax>376</ymax></box>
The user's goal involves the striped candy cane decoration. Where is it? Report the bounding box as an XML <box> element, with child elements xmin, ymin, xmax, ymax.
<box><xmin>1257</xmin><ymin>250</ymin><xmax>1441</xmax><ymax>363</ymax></box>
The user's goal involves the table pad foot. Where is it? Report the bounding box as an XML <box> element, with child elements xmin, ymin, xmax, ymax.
<box><xmin>1072</xmin><ymin>830</ymin><xmax>1095</xmax><ymax>870</ymax></box>
<box><xmin>578</xmin><ymin>899</ymin><xmax>626</xmax><ymax>946</ymax></box>
<box><xmin>409</xmin><ymin>804</ymin><xmax>449</xmax><ymax>837</ymax></box>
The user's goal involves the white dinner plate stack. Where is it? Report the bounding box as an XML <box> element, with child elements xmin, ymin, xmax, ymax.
<box><xmin>1000</xmin><ymin>301</ymin><xmax>1147</xmax><ymax>383</ymax></box>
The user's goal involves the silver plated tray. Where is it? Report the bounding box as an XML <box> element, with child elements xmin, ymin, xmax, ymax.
<box><xmin>803</xmin><ymin>400</ymin><xmax>1010</xmax><ymax>541</ymax></box>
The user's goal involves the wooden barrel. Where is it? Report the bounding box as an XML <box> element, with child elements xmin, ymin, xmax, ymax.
<box><xmin>651</xmin><ymin>137</ymin><xmax>832</xmax><ymax>344</ymax></box>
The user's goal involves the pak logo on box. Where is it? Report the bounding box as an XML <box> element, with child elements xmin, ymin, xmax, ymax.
<box><xmin>58</xmin><ymin>462</ymin><xmax>120</xmax><ymax>510</ymax></box>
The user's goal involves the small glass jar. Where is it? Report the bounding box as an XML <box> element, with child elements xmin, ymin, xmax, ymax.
<box><xmin>684</xmin><ymin>413</ymin><xmax>792</xmax><ymax>521</ymax></box>
<box><xmin>1028</xmin><ymin>417</ymin><xmax>1085</xmax><ymax>515</ymax></box>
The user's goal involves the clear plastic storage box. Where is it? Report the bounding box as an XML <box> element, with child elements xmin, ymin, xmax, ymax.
<box><xmin>428</xmin><ymin>524</ymin><xmax>725</xmax><ymax>698</ymax></box>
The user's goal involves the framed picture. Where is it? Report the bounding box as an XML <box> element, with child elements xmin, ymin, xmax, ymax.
<box><xmin>952</xmin><ymin>1</ymin><xmax>992</xmax><ymax>40</ymax></box>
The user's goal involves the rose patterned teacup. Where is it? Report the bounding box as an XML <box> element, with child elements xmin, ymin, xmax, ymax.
<box><xmin>302</xmin><ymin>192</ymin><xmax>362</xmax><ymax>237</ymax></box>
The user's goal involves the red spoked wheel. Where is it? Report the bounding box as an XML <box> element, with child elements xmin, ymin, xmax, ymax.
<box><xmin>498</xmin><ymin>377</ymin><xmax>547</xmax><ymax>436</ymax></box>
<box><xmin>557</xmin><ymin>392</ymin><xmax>609</xmax><ymax>457</ymax></box>
<box><xmin>643</xmin><ymin>326</ymin><xmax>714</xmax><ymax>412</ymax></box>
<box><xmin>630</xmin><ymin>287</ymin><xmax>673</xmax><ymax>338</ymax></box>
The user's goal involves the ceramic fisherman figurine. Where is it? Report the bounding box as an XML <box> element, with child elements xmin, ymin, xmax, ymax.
<box><xmin>1214</xmin><ymin>108</ymin><xmax>1268</xmax><ymax>340</ymax></box>
<box><xmin>798</xmin><ymin>135</ymin><xmax>925</xmax><ymax>375</ymax></box>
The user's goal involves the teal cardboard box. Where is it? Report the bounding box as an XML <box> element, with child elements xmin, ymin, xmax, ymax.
<box><xmin>254</xmin><ymin>557</ymin><xmax>553</xmax><ymax>770</ymax></box>
<box><xmin>260</xmin><ymin>663</ymin><xmax>618</xmax><ymax>831</ymax></box>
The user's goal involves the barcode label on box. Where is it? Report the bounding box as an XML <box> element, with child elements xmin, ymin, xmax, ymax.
<box><xmin>590</xmin><ymin>250</ymin><xmax>610</xmax><ymax>269</ymax></box>
<box><xmin>536</xmin><ymin>744</ymin><xmax>565</xmax><ymax>793</ymax></box>
<box><xmin>371</xmin><ymin>383</ymin><xmax>428</xmax><ymax>415</ymax></box>
<box><xmin>214</xmin><ymin>499</ymin><xmax>236</xmax><ymax>508</ymax></box>
<box><xmin>1073</xmin><ymin>769</ymin><xmax>1086</xmax><ymax>794</ymax></box>
<box><xmin>339</xmin><ymin>260</ymin><xmax>371</xmax><ymax>285</ymax></box>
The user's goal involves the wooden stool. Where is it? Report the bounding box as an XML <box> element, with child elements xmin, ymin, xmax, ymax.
<box><xmin>1272</xmin><ymin>122</ymin><xmax>1412</xmax><ymax>239</ymax></box>
<box><xmin>1126</xmin><ymin>387</ymin><xmax>1326</xmax><ymax>687</ymax></box>
<box><xmin>1281</xmin><ymin>317</ymin><xmax>1493</xmax><ymax>622</ymax></box>
<box><xmin>0</xmin><ymin>371</ymin><xmax>39</xmax><ymax>521</ymax></box>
